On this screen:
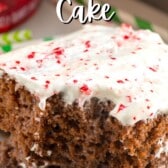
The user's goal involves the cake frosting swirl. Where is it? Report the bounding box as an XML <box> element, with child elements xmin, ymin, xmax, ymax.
<box><xmin>0</xmin><ymin>24</ymin><xmax>168</xmax><ymax>125</ymax></box>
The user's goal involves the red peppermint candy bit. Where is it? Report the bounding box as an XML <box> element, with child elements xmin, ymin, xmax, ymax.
<box><xmin>20</xmin><ymin>67</ymin><xmax>26</xmax><ymax>71</ymax></box>
<box><xmin>57</xmin><ymin>60</ymin><xmax>61</xmax><ymax>64</ymax></box>
<box><xmin>10</xmin><ymin>66</ymin><xmax>17</xmax><ymax>69</ymax></box>
<box><xmin>136</xmin><ymin>47</ymin><xmax>142</xmax><ymax>50</ymax></box>
<box><xmin>73</xmin><ymin>79</ymin><xmax>78</xmax><ymax>84</ymax></box>
<box><xmin>117</xmin><ymin>104</ymin><xmax>126</xmax><ymax>113</ymax></box>
<box><xmin>123</xmin><ymin>35</ymin><xmax>130</xmax><ymax>40</ymax></box>
<box><xmin>133</xmin><ymin>116</ymin><xmax>136</xmax><ymax>120</ymax></box>
<box><xmin>31</xmin><ymin>77</ymin><xmax>37</xmax><ymax>80</ymax></box>
<box><xmin>145</xmin><ymin>99</ymin><xmax>150</xmax><ymax>102</ymax></box>
<box><xmin>85</xmin><ymin>40</ymin><xmax>91</xmax><ymax>48</ymax></box>
<box><xmin>84</xmin><ymin>49</ymin><xmax>88</xmax><ymax>52</ymax></box>
<box><xmin>147</xmin><ymin>106</ymin><xmax>150</xmax><ymax>109</ymax></box>
<box><xmin>45</xmin><ymin>80</ymin><xmax>50</xmax><ymax>84</ymax></box>
<box><xmin>15</xmin><ymin>60</ymin><xmax>20</xmax><ymax>64</ymax></box>
<box><xmin>80</xmin><ymin>84</ymin><xmax>91</xmax><ymax>95</ymax></box>
<box><xmin>110</xmin><ymin>57</ymin><xmax>117</xmax><ymax>60</ymax></box>
<box><xmin>117</xmin><ymin>80</ymin><xmax>124</xmax><ymax>84</ymax></box>
<box><xmin>36</xmin><ymin>59</ymin><xmax>43</xmax><ymax>64</ymax></box>
<box><xmin>44</xmin><ymin>80</ymin><xmax>50</xmax><ymax>89</ymax></box>
<box><xmin>55</xmin><ymin>74</ymin><xmax>60</xmax><ymax>77</ymax></box>
<box><xmin>148</xmin><ymin>67</ymin><xmax>157</xmax><ymax>72</ymax></box>
<box><xmin>105</xmin><ymin>75</ymin><xmax>110</xmax><ymax>79</ymax></box>
<box><xmin>150</xmin><ymin>90</ymin><xmax>154</xmax><ymax>93</ymax></box>
<box><xmin>53</xmin><ymin>47</ymin><xmax>64</xmax><ymax>56</ymax></box>
<box><xmin>150</xmin><ymin>113</ymin><xmax>153</xmax><ymax>117</ymax></box>
<box><xmin>27</xmin><ymin>52</ymin><xmax>35</xmax><ymax>59</ymax></box>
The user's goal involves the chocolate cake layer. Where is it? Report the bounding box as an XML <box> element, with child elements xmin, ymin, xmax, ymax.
<box><xmin>0</xmin><ymin>74</ymin><xmax>167</xmax><ymax>167</ymax></box>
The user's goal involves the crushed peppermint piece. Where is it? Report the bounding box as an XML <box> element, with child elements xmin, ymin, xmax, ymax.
<box><xmin>31</xmin><ymin>77</ymin><xmax>37</xmax><ymax>80</ymax></box>
<box><xmin>20</xmin><ymin>67</ymin><xmax>25</xmax><ymax>71</ymax></box>
<box><xmin>27</xmin><ymin>52</ymin><xmax>35</xmax><ymax>59</ymax></box>
<box><xmin>117</xmin><ymin>104</ymin><xmax>127</xmax><ymax>113</ymax></box>
<box><xmin>105</xmin><ymin>75</ymin><xmax>110</xmax><ymax>79</ymax></box>
<box><xmin>53</xmin><ymin>47</ymin><xmax>64</xmax><ymax>56</ymax></box>
<box><xmin>123</xmin><ymin>35</ymin><xmax>130</xmax><ymax>40</ymax></box>
<box><xmin>148</xmin><ymin>67</ymin><xmax>157</xmax><ymax>72</ymax></box>
<box><xmin>80</xmin><ymin>84</ymin><xmax>91</xmax><ymax>95</ymax></box>
<box><xmin>15</xmin><ymin>61</ymin><xmax>20</xmax><ymax>64</ymax></box>
<box><xmin>117</xmin><ymin>80</ymin><xmax>124</xmax><ymax>84</ymax></box>
<box><xmin>73</xmin><ymin>79</ymin><xmax>78</xmax><ymax>84</ymax></box>
<box><xmin>85</xmin><ymin>40</ymin><xmax>91</xmax><ymax>48</ymax></box>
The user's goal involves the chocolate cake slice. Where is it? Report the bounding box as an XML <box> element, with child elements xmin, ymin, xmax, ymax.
<box><xmin>0</xmin><ymin>25</ymin><xmax>167</xmax><ymax>167</ymax></box>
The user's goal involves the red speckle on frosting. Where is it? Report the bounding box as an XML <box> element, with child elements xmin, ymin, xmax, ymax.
<box><xmin>36</xmin><ymin>59</ymin><xmax>43</xmax><ymax>64</ymax></box>
<box><xmin>46</xmin><ymin>80</ymin><xmax>50</xmax><ymax>84</ymax></box>
<box><xmin>15</xmin><ymin>60</ymin><xmax>20</xmax><ymax>64</ymax></box>
<box><xmin>44</xmin><ymin>80</ymin><xmax>50</xmax><ymax>89</ymax></box>
<box><xmin>80</xmin><ymin>84</ymin><xmax>91</xmax><ymax>95</ymax></box>
<box><xmin>53</xmin><ymin>47</ymin><xmax>64</xmax><ymax>56</ymax></box>
<box><xmin>117</xmin><ymin>80</ymin><xmax>124</xmax><ymax>84</ymax></box>
<box><xmin>85</xmin><ymin>40</ymin><xmax>91</xmax><ymax>48</ymax></box>
<box><xmin>73</xmin><ymin>79</ymin><xmax>78</xmax><ymax>84</ymax></box>
<box><xmin>123</xmin><ymin>35</ymin><xmax>130</xmax><ymax>40</ymax></box>
<box><xmin>133</xmin><ymin>116</ymin><xmax>136</xmax><ymax>120</ymax></box>
<box><xmin>147</xmin><ymin>106</ymin><xmax>150</xmax><ymax>109</ymax></box>
<box><xmin>137</xmin><ymin>47</ymin><xmax>142</xmax><ymax>50</ymax></box>
<box><xmin>20</xmin><ymin>67</ymin><xmax>25</xmax><ymax>71</ymax></box>
<box><xmin>55</xmin><ymin>74</ymin><xmax>60</xmax><ymax>77</ymax></box>
<box><xmin>84</xmin><ymin>49</ymin><xmax>88</xmax><ymax>52</ymax></box>
<box><xmin>150</xmin><ymin>113</ymin><xmax>153</xmax><ymax>116</ymax></box>
<box><xmin>57</xmin><ymin>60</ymin><xmax>61</xmax><ymax>64</ymax></box>
<box><xmin>148</xmin><ymin>67</ymin><xmax>157</xmax><ymax>72</ymax></box>
<box><xmin>10</xmin><ymin>66</ymin><xmax>17</xmax><ymax>69</ymax></box>
<box><xmin>105</xmin><ymin>75</ymin><xmax>110</xmax><ymax>79</ymax></box>
<box><xmin>53</xmin><ymin>47</ymin><xmax>64</xmax><ymax>64</ymax></box>
<box><xmin>117</xmin><ymin>104</ymin><xmax>126</xmax><ymax>113</ymax></box>
<box><xmin>31</xmin><ymin>77</ymin><xmax>37</xmax><ymax>80</ymax></box>
<box><xmin>27</xmin><ymin>52</ymin><xmax>35</xmax><ymax>59</ymax></box>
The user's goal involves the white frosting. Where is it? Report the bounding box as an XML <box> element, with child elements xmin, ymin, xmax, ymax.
<box><xmin>0</xmin><ymin>24</ymin><xmax>168</xmax><ymax>125</ymax></box>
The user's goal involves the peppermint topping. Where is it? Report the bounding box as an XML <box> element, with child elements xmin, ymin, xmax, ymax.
<box><xmin>0</xmin><ymin>25</ymin><xmax>167</xmax><ymax>125</ymax></box>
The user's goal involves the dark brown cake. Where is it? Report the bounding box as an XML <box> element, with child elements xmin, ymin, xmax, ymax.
<box><xmin>0</xmin><ymin>25</ymin><xmax>167</xmax><ymax>167</ymax></box>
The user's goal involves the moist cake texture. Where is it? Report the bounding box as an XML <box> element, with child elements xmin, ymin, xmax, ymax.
<box><xmin>0</xmin><ymin>24</ymin><xmax>167</xmax><ymax>167</ymax></box>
